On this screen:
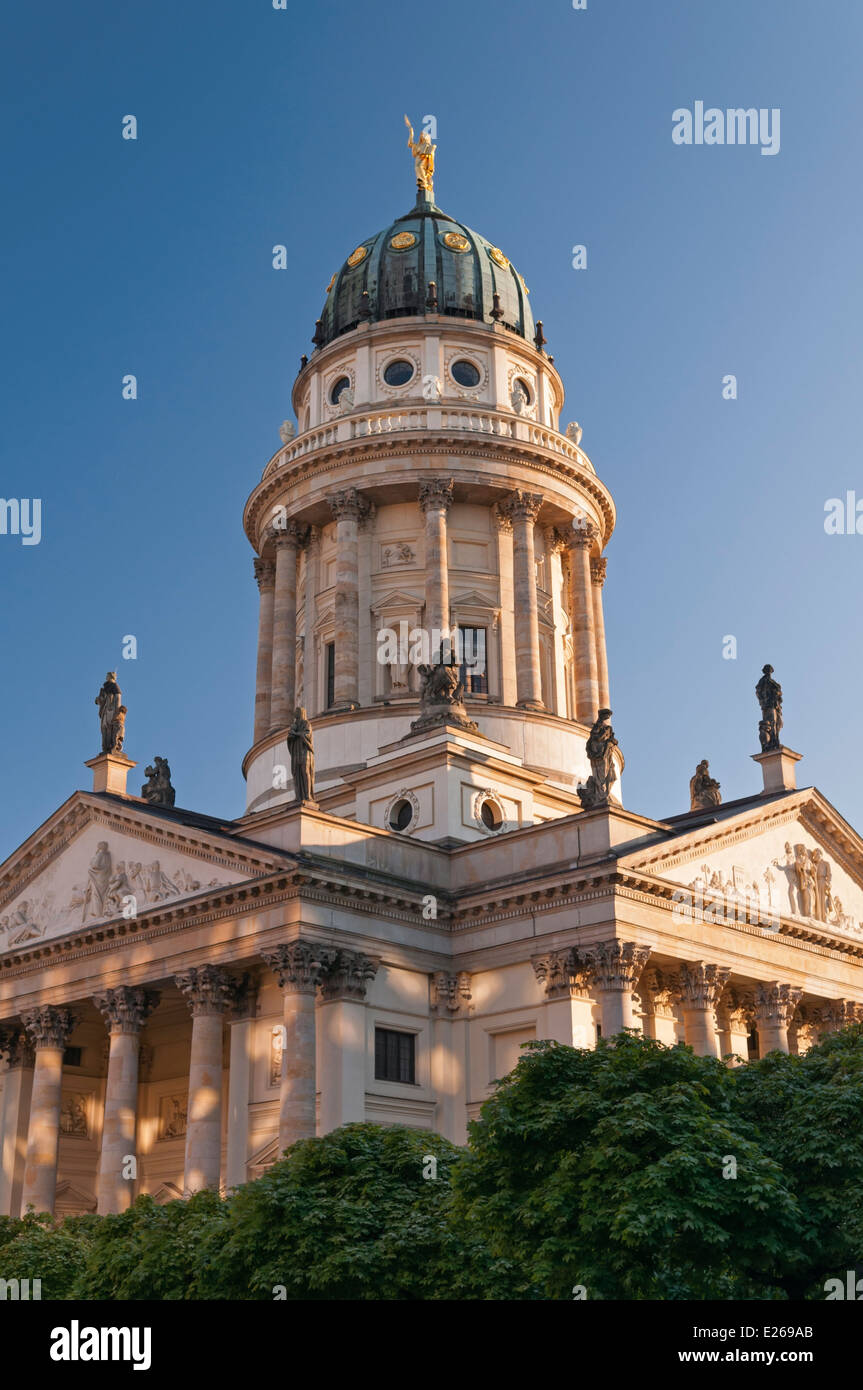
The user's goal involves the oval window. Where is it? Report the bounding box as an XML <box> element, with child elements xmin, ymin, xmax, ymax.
<box><xmin>480</xmin><ymin>799</ymin><xmax>503</xmax><ymax>831</ymax></box>
<box><xmin>330</xmin><ymin>376</ymin><xmax>351</xmax><ymax>405</ymax></box>
<box><xmin>450</xmin><ymin>359</ymin><xmax>481</xmax><ymax>388</ymax></box>
<box><xmin>389</xmin><ymin>799</ymin><xmax>414</xmax><ymax>832</ymax></box>
<box><xmin>383</xmin><ymin>359</ymin><xmax>414</xmax><ymax>387</ymax></box>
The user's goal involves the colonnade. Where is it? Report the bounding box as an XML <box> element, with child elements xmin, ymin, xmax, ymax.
<box><xmin>252</xmin><ymin>478</ymin><xmax>610</xmax><ymax>739</ymax></box>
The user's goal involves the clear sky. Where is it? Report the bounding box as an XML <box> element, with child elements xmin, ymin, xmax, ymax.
<box><xmin>2</xmin><ymin>0</ymin><xmax>861</xmax><ymax>860</ymax></box>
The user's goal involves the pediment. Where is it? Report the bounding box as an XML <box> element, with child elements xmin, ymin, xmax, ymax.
<box><xmin>246</xmin><ymin>1135</ymin><xmax>282</xmax><ymax>1179</ymax></box>
<box><xmin>54</xmin><ymin>1180</ymin><xmax>97</xmax><ymax>1215</ymax></box>
<box><xmin>370</xmin><ymin>587</ymin><xmax>424</xmax><ymax>614</ymax></box>
<box><xmin>621</xmin><ymin>790</ymin><xmax>863</xmax><ymax>945</ymax></box>
<box><xmin>0</xmin><ymin>795</ymin><xmax>283</xmax><ymax>954</ymax></box>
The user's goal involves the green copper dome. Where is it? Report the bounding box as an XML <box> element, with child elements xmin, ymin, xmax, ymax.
<box><xmin>314</xmin><ymin>191</ymin><xmax>535</xmax><ymax>349</ymax></box>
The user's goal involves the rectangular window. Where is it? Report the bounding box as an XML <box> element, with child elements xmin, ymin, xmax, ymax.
<box><xmin>459</xmin><ymin>626</ymin><xmax>488</xmax><ymax>694</ymax></box>
<box><xmin>63</xmin><ymin>1046</ymin><xmax>83</xmax><ymax>1067</ymax></box>
<box><xmin>374</xmin><ymin>1027</ymin><xmax>416</xmax><ymax>1084</ymax></box>
<box><xmin>325</xmin><ymin>641</ymin><xmax>335</xmax><ymax>708</ymax></box>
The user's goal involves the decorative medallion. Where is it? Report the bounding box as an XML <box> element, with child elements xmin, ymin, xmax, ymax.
<box><xmin>325</xmin><ymin>272</ymin><xmax>336</xmax><ymax>293</ymax></box>
<box><xmin>442</xmin><ymin>231</ymin><xmax>470</xmax><ymax>252</ymax></box>
<box><xmin>390</xmin><ymin>231</ymin><xmax>417</xmax><ymax>250</ymax></box>
<box><xmin>346</xmin><ymin>245</ymin><xmax>368</xmax><ymax>267</ymax></box>
<box><xmin>488</xmin><ymin>246</ymin><xmax>510</xmax><ymax>269</ymax></box>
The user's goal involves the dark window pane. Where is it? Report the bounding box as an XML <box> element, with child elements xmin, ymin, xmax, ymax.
<box><xmin>374</xmin><ymin>1028</ymin><xmax>415</xmax><ymax>1084</ymax></box>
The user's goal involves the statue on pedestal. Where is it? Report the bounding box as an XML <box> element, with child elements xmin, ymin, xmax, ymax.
<box><xmin>578</xmin><ymin>709</ymin><xmax>620</xmax><ymax>810</ymax></box>
<box><xmin>287</xmin><ymin>707</ymin><xmax>315</xmax><ymax>803</ymax></box>
<box><xmin>142</xmin><ymin>757</ymin><xmax>176</xmax><ymax>808</ymax></box>
<box><xmin>409</xmin><ymin>659</ymin><xmax>478</xmax><ymax>735</ymax></box>
<box><xmin>95</xmin><ymin>673</ymin><xmax>125</xmax><ymax>754</ymax></box>
<box><xmin>756</xmin><ymin>664</ymin><xmax>783</xmax><ymax>751</ymax></box>
<box><xmin>690</xmin><ymin>760</ymin><xmax>721</xmax><ymax>811</ymax></box>
<box><xmin>404</xmin><ymin>115</ymin><xmax>435</xmax><ymax>194</ymax></box>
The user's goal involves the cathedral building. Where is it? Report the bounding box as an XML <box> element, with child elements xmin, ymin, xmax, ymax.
<box><xmin>2</xmin><ymin>140</ymin><xmax>863</xmax><ymax>1219</ymax></box>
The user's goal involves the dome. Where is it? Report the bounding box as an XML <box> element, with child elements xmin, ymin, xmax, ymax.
<box><xmin>314</xmin><ymin>191</ymin><xmax>535</xmax><ymax>349</ymax></box>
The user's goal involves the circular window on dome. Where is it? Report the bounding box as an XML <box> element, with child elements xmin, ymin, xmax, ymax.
<box><xmin>346</xmin><ymin>245</ymin><xmax>368</xmax><ymax>268</ymax></box>
<box><xmin>450</xmin><ymin>359</ymin><xmax>481</xmax><ymax>389</ymax></box>
<box><xmin>383</xmin><ymin>359</ymin><xmax>415</xmax><ymax>387</ymax></box>
<box><xmin>442</xmin><ymin>231</ymin><xmax>470</xmax><ymax>252</ymax></box>
<box><xmin>389</xmin><ymin>798</ymin><xmax>415</xmax><ymax>832</ymax></box>
<box><xmin>330</xmin><ymin>376</ymin><xmax>351</xmax><ymax>405</ymax></box>
<box><xmin>489</xmin><ymin>246</ymin><xmax>510</xmax><ymax>269</ymax></box>
<box><xmin>479</xmin><ymin>798</ymin><xmax>504</xmax><ymax>832</ymax></box>
<box><xmin>390</xmin><ymin>231</ymin><xmax>417</xmax><ymax>251</ymax></box>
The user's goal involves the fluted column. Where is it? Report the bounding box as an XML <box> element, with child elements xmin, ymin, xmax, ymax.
<box><xmin>568</xmin><ymin>522</ymin><xmax>600</xmax><ymax>722</ymax></box>
<box><xmin>0</xmin><ymin>1027</ymin><xmax>35</xmax><ymax>1216</ymax></box>
<box><xmin>752</xmin><ymin>982</ymin><xmax>802</xmax><ymax>1055</ymax></box>
<box><xmin>93</xmin><ymin>986</ymin><xmax>159</xmax><ymax>1214</ymax></box>
<box><xmin>20</xmin><ymin>1006</ymin><xmax>76</xmax><ymax>1215</ymax></box>
<box><xmin>590</xmin><ymin>556</ymin><xmax>610</xmax><ymax>712</ymax></box>
<box><xmin>328</xmin><ymin>489</ymin><xmax>370</xmax><ymax>710</ymax></box>
<box><xmin>261</xmin><ymin>941</ymin><xmax>335</xmax><ymax>1153</ymax></box>
<box><xmin>253</xmin><ymin>558</ymin><xmax>276</xmax><ymax>742</ymax></box>
<box><xmin>270</xmin><ymin>523</ymin><xmax>302</xmax><ymax>730</ymax></box>
<box><xmin>675</xmin><ymin>963</ymin><xmax>730</xmax><ymax>1057</ymax></box>
<box><xmin>501</xmin><ymin>490</ymin><xmax>544</xmax><ymax>709</ymax></box>
<box><xmin>175</xmin><ymin>967</ymin><xmax>236</xmax><ymax>1194</ymax></box>
<box><xmin>581</xmin><ymin>941</ymin><xmax>652</xmax><ymax>1037</ymax></box>
<box><xmin>418</xmin><ymin>478</ymin><xmax>454</xmax><ymax>661</ymax></box>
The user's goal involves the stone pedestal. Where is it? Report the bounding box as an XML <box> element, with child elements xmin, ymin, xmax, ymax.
<box><xmin>751</xmin><ymin>746</ymin><xmax>802</xmax><ymax>794</ymax></box>
<box><xmin>84</xmin><ymin>753</ymin><xmax>136</xmax><ymax>796</ymax></box>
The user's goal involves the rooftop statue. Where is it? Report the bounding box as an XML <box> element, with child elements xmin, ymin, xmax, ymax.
<box><xmin>756</xmin><ymin>664</ymin><xmax>783</xmax><ymax>751</ymax></box>
<box><xmin>142</xmin><ymin>756</ymin><xmax>176</xmax><ymax>808</ymax></box>
<box><xmin>690</xmin><ymin>759</ymin><xmax>721</xmax><ymax>811</ymax></box>
<box><xmin>287</xmin><ymin>707</ymin><xmax>315</xmax><ymax>803</ymax></box>
<box><xmin>578</xmin><ymin>709</ymin><xmax>620</xmax><ymax>810</ymax></box>
<box><xmin>95</xmin><ymin>672</ymin><xmax>125</xmax><ymax>755</ymax></box>
<box><xmin>404</xmin><ymin>115</ymin><xmax>435</xmax><ymax>194</ymax></box>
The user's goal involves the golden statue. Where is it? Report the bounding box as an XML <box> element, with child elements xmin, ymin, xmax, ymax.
<box><xmin>404</xmin><ymin>114</ymin><xmax>435</xmax><ymax>194</ymax></box>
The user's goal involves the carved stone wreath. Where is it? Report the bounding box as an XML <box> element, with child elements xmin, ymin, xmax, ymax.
<box><xmin>384</xmin><ymin>788</ymin><xmax>420</xmax><ymax>833</ymax></box>
<box><xmin>444</xmin><ymin>350</ymin><xmax>487</xmax><ymax>398</ymax></box>
<box><xmin>375</xmin><ymin>349</ymin><xmax>421</xmax><ymax>398</ymax></box>
<box><xmin>472</xmin><ymin>788</ymin><xmax>506</xmax><ymax>834</ymax></box>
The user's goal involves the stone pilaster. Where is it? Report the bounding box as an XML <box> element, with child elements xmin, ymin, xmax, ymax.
<box><xmin>253</xmin><ymin>557</ymin><xmax>276</xmax><ymax>742</ymax></box>
<box><xmin>675</xmin><ymin>962</ymin><xmax>730</xmax><ymax>1057</ymax></box>
<box><xmin>429</xmin><ymin>971</ymin><xmax>472</xmax><ymax>1145</ymax></box>
<box><xmin>93</xmin><ymin>987</ymin><xmax>160</xmax><ymax>1214</ymax></box>
<box><xmin>636</xmin><ymin>968</ymin><xmax>678</xmax><ymax>1045</ymax></box>
<box><xmin>590</xmin><ymin>556</ymin><xmax>610</xmax><ymax>712</ymax></box>
<box><xmin>752</xmin><ymin>982</ymin><xmax>802</xmax><ymax>1054</ymax></box>
<box><xmin>319</xmin><ymin>950</ymin><xmax>379</xmax><ymax>1133</ymax></box>
<box><xmin>532</xmin><ymin>949</ymin><xmax>596</xmax><ymax>1047</ymax></box>
<box><xmin>580</xmin><ymin>941</ymin><xmax>652</xmax><ymax>1037</ymax></box>
<box><xmin>269</xmin><ymin>523</ymin><xmax>303</xmax><ymax>730</ymax></box>
<box><xmin>430</xmin><ymin>971</ymin><xmax>473</xmax><ymax>1015</ymax></box>
<box><xmin>328</xmin><ymin>489</ymin><xmax>371</xmax><ymax>710</ymax></box>
<box><xmin>0</xmin><ymin>1027</ymin><xmax>35</xmax><ymax>1217</ymax></box>
<box><xmin>261</xmin><ymin>941</ymin><xmax>336</xmax><ymax>1152</ymax></box>
<box><xmin>20</xmin><ymin>1006</ymin><xmax>76</xmax><ymax>1216</ymax></box>
<box><xmin>492</xmin><ymin>504</ymin><xmax>517</xmax><ymax>706</ymax></box>
<box><xmin>226</xmin><ymin>975</ymin><xmax>258</xmax><ymax>1190</ymax></box>
<box><xmin>567</xmin><ymin>521</ymin><xmax>600</xmax><ymax>723</ymax></box>
<box><xmin>500</xmin><ymin>490</ymin><xmax>544</xmax><ymax>709</ymax></box>
<box><xmin>418</xmin><ymin>478</ymin><xmax>454</xmax><ymax>660</ymax></box>
<box><xmin>175</xmin><ymin>967</ymin><xmax>237</xmax><ymax>1194</ymax></box>
<box><xmin>715</xmin><ymin>989</ymin><xmax>753</xmax><ymax>1064</ymax></box>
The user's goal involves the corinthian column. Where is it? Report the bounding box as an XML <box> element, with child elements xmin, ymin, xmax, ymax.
<box><xmin>328</xmin><ymin>489</ymin><xmax>371</xmax><ymax>710</ymax></box>
<box><xmin>590</xmin><ymin>556</ymin><xmax>610</xmax><ymax>712</ymax></box>
<box><xmin>253</xmin><ymin>557</ymin><xmax>276</xmax><ymax>742</ymax></box>
<box><xmin>501</xmin><ymin>490</ymin><xmax>544</xmax><ymax>709</ymax></box>
<box><xmin>675</xmin><ymin>963</ymin><xmax>730</xmax><ymax>1058</ymax></box>
<box><xmin>319</xmin><ymin>950</ymin><xmax>379</xmax><ymax>1134</ymax></box>
<box><xmin>20</xmin><ymin>1006</ymin><xmax>76</xmax><ymax>1215</ymax></box>
<box><xmin>261</xmin><ymin>941</ymin><xmax>335</xmax><ymax>1153</ymax></box>
<box><xmin>270</xmin><ymin>522</ymin><xmax>303</xmax><ymax>731</ymax></box>
<box><xmin>581</xmin><ymin>941</ymin><xmax>651</xmax><ymax>1037</ymax></box>
<box><xmin>93</xmin><ymin>986</ymin><xmax>160</xmax><ymax>1214</ymax></box>
<box><xmin>568</xmin><ymin>522</ymin><xmax>600</xmax><ymax>723</ymax></box>
<box><xmin>0</xmin><ymin>1027</ymin><xmax>35</xmax><ymax>1217</ymax></box>
<box><xmin>175</xmin><ymin>967</ymin><xmax>236</xmax><ymax>1194</ymax></box>
<box><xmin>752</xmin><ymin>982</ymin><xmax>802</xmax><ymax>1055</ymax></box>
<box><xmin>418</xmin><ymin>478</ymin><xmax>454</xmax><ymax>661</ymax></box>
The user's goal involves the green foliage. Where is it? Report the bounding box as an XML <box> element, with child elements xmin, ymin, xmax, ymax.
<box><xmin>0</xmin><ymin>1211</ymin><xmax>97</xmax><ymax>1299</ymax></box>
<box><xmin>70</xmin><ymin>1191</ymin><xmax>229</xmax><ymax>1300</ymax></box>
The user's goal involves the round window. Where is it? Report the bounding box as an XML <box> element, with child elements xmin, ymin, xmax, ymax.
<box><xmin>389</xmin><ymin>798</ymin><xmax>414</xmax><ymax>832</ymax></box>
<box><xmin>480</xmin><ymin>799</ymin><xmax>503</xmax><ymax>831</ymax></box>
<box><xmin>383</xmin><ymin>359</ymin><xmax>414</xmax><ymax>387</ymax></box>
<box><xmin>330</xmin><ymin>376</ymin><xmax>351</xmax><ymax>405</ymax></box>
<box><xmin>450</xmin><ymin>359</ymin><xmax>481</xmax><ymax>388</ymax></box>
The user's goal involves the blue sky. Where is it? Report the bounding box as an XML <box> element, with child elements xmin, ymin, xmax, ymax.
<box><xmin>1</xmin><ymin>0</ymin><xmax>861</xmax><ymax>859</ymax></box>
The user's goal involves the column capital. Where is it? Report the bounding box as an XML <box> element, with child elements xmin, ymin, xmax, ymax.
<box><xmin>229</xmin><ymin>972</ymin><xmax>259</xmax><ymax>1021</ymax></box>
<box><xmin>93</xmin><ymin>986</ymin><xmax>160</xmax><ymax>1035</ymax></box>
<box><xmin>271</xmin><ymin>519</ymin><xmax>306</xmax><ymax>549</ymax></box>
<box><xmin>580</xmin><ymin>940</ymin><xmax>652</xmax><ymax>992</ymax></box>
<box><xmin>174</xmin><ymin>966</ymin><xmax>238</xmax><ymax>1017</ymax></box>
<box><xmin>543</xmin><ymin>526</ymin><xmax>568</xmax><ymax>556</ymax></box>
<box><xmin>636</xmin><ymin>968</ymin><xmax>677</xmax><ymax>1019</ymax></box>
<box><xmin>675</xmin><ymin>962</ymin><xmax>731</xmax><ymax>1008</ymax></box>
<box><xmin>21</xmin><ymin>1005</ymin><xmax>77</xmax><ymax>1051</ymax></box>
<box><xmin>430</xmin><ymin>970</ymin><xmax>472</xmax><ymax>1015</ymax></box>
<box><xmin>567</xmin><ymin>518</ymin><xmax>599</xmax><ymax>550</ymax></box>
<box><xmin>590</xmin><ymin>556</ymin><xmax>607</xmax><ymax>586</ymax></box>
<box><xmin>531</xmin><ymin>949</ymin><xmax>590</xmax><ymax>1000</ymax></box>
<box><xmin>716</xmin><ymin>987</ymin><xmax>753</xmax><ymax>1030</ymax></box>
<box><xmin>261</xmin><ymin>940</ymin><xmax>336</xmax><ymax>995</ymax></box>
<box><xmin>821</xmin><ymin>998</ymin><xmax>863</xmax><ymax>1030</ymax></box>
<box><xmin>418</xmin><ymin>477</ymin><xmax>454</xmax><ymax>513</ymax></box>
<box><xmin>320</xmin><ymin>949</ymin><xmax>379</xmax><ymax>1002</ymax></box>
<box><xmin>499</xmin><ymin>489</ymin><xmax>543</xmax><ymax>523</ymax></box>
<box><xmin>751</xmin><ymin>981</ymin><xmax>803</xmax><ymax>1026</ymax></box>
<box><xmin>328</xmin><ymin>487</ymin><xmax>371</xmax><ymax>524</ymax></box>
<box><xmin>253</xmin><ymin>557</ymin><xmax>276</xmax><ymax>591</ymax></box>
<box><xmin>491</xmin><ymin>501</ymin><xmax>513</xmax><ymax>534</ymax></box>
<box><xmin>0</xmin><ymin>1024</ymin><xmax>35</xmax><ymax>1068</ymax></box>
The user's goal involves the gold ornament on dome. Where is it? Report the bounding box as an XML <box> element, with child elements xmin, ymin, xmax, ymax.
<box><xmin>442</xmin><ymin>231</ymin><xmax>470</xmax><ymax>252</ymax></box>
<box><xmin>390</xmin><ymin>231</ymin><xmax>417</xmax><ymax>250</ymax></box>
<box><xmin>404</xmin><ymin>114</ymin><xmax>435</xmax><ymax>194</ymax></box>
<box><xmin>519</xmin><ymin>273</ymin><xmax>530</xmax><ymax>295</ymax></box>
<box><xmin>325</xmin><ymin>272</ymin><xmax>336</xmax><ymax>293</ymax></box>
<box><xmin>489</xmin><ymin>246</ymin><xmax>510</xmax><ymax>269</ymax></box>
<box><xmin>346</xmin><ymin>245</ymin><xmax>368</xmax><ymax>267</ymax></box>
